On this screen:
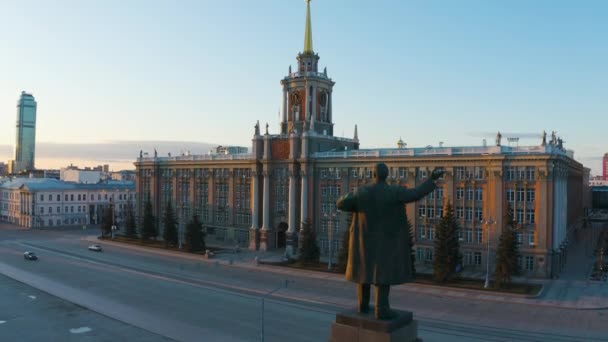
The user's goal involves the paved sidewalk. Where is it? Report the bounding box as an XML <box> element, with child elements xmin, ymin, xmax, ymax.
<box><xmin>87</xmin><ymin>236</ymin><xmax>608</xmax><ymax>310</ymax></box>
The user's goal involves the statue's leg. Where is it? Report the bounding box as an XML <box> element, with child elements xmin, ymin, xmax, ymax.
<box><xmin>374</xmin><ymin>284</ymin><xmax>396</xmax><ymax>320</ymax></box>
<box><xmin>357</xmin><ymin>283</ymin><xmax>370</xmax><ymax>313</ymax></box>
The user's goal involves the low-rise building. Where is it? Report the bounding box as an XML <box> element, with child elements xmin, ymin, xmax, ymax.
<box><xmin>0</xmin><ymin>178</ymin><xmax>135</xmax><ymax>228</ymax></box>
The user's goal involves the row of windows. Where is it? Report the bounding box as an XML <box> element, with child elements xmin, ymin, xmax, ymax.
<box><xmin>38</xmin><ymin>192</ymin><xmax>133</xmax><ymax>202</ymax></box>
<box><xmin>455</xmin><ymin>187</ymin><xmax>483</xmax><ymax>201</ymax></box>
<box><xmin>505</xmin><ymin>167</ymin><xmax>536</xmax><ymax>181</ymax></box>
<box><xmin>418</xmin><ymin>248</ymin><xmax>536</xmax><ymax>271</ymax></box>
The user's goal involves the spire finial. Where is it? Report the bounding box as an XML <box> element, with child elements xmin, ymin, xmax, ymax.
<box><xmin>303</xmin><ymin>0</ymin><xmax>313</xmax><ymax>54</ymax></box>
<box><xmin>354</xmin><ymin>124</ymin><xmax>359</xmax><ymax>141</ymax></box>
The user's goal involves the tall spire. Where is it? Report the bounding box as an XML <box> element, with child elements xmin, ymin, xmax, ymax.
<box><xmin>354</xmin><ymin>124</ymin><xmax>359</xmax><ymax>141</ymax></box>
<box><xmin>303</xmin><ymin>0</ymin><xmax>313</xmax><ymax>54</ymax></box>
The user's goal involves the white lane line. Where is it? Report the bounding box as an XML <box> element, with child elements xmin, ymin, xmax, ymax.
<box><xmin>28</xmin><ymin>295</ymin><xmax>36</xmax><ymax>300</ymax></box>
<box><xmin>0</xmin><ymin>320</ymin><xmax>6</xmax><ymax>324</ymax></box>
<box><xmin>69</xmin><ymin>327</ymin><xmax>92</xmax><ymax>334</ymax></box>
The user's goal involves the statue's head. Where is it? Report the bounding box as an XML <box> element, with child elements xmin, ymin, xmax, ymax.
<box><xmin>373</xmin><ymin>163</ymin><xmax>389</xmax><ymax>183</ymax></box>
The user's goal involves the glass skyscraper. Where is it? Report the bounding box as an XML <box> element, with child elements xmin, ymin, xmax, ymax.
<box><xmin>14</xmin><ymin>91</ymin><xmax>37</xmax><ymax>172</ymax></box>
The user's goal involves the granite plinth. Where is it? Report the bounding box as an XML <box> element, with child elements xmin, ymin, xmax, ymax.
<box><xmin>330</xmin><ymin>309</ymin><xmax>420</xmax><ymax>342</ymax></box>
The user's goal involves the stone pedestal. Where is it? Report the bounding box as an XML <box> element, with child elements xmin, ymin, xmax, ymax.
<box><xmin>329</xmin><ymin>309</ymin><xmax>419</xmax><ymax>342</ymax></box>
<box><xmin>259</xmin><ymin>229</ymin><xmax>275</xmax><ymax>252</ymax></box>
<box><xmin>248</xmin><ymin>228</ymin><xmax>259</xmax><ymax>251</ymax></box>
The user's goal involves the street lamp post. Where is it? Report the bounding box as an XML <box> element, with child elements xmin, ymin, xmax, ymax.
<box><xmin>179</xmin><ymin>202</ymin><xmax>185</xmax><ymax>249</ymax></box>
<box><xmin>484</xmin><ymin>217</ymin><xmax>495</xmax><ymax>288</ymax></box>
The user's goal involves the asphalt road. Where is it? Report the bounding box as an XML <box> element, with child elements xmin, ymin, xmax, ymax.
<box><xmin>1</xmin><ymin>225</ymin><xmax>607</xmax><ymax>341</ymax></box>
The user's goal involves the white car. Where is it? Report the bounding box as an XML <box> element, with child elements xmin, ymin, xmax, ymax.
<box><xmin>88</xmin><ymin>245</ymin><xmax>102</xmax><ymax>252</ymax></box>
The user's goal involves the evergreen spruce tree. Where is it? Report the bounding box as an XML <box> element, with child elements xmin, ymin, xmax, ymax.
<box><xmin>162</xmin><ymin>202</ymin><xmax>178</xmax><ymax>247</ymax></box>
<box><xmin>298</xmin><ymin>220</ymin><xmax>320</xmax><ymax>265</ymax></box>
<box><xmin>494</xmin><ymin>207</ymin><xmax>520</xmax><ymax>288</ymax></box>
<box><xmin>185</xmin><ymin>215</ymin><xmax>206</xmax><ymax>252</ymax></box>
<box><xmin>141</xmin><ymin>195</ymin><xmax>157</xmax><ymax>240</ymax></box>
<box><xmin>336</xmin><ymin>213</ymin><xmax>353</xmax><ymax>273</ymax></box>
<box><xmin>407</xmin><ymin>218</ymin><xmax>416</xmax><ymax>275</ymax></box>
<box><xmin>101</xmin><ymin>207</ymin><xmax>114</xmax><ymax>237</ymax></box>
<box><xmin>124</xmin><ymin>204</ymin><xmax>138</xmax><ymax>238</ymax></box>
<box><xmin>433</xmin><ymin>202</ymin><xmax>462</xmax><ymax>283</ymax></box>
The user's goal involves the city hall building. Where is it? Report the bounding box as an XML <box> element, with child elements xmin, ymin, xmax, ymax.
<box><xmin>134</xmin><ymin>1</ymin><xmax>586</xmax><ymax>278</ymax></box>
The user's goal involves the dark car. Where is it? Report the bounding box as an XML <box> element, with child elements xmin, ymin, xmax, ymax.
<box><xmin>23</xmin><ymin>251</ymin><xmax>38</xmax><ymax>260</ymax></box>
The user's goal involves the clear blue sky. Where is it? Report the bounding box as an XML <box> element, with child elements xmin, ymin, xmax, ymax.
<box><xmin>1</xmin><ymin>0</ymin><xmax>606</xmax><ymax>174</ymax></box>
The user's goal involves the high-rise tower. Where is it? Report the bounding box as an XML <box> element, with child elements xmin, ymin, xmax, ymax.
<box><xmin>14</xmin><ymin>91</ymin><xmax>37</xmax><ymax>172</ymax></box>
<box><xmin>280</xmin><ymin>0</ymin><xmax>335</xmax><ymax>136</ymax></box>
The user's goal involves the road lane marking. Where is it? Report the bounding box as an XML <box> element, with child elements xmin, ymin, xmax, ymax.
<box><xmin>0</xmin><ymin>320</ymin><xmax>6</xmax><ymax>324</ymax></box>
<box><xmin>28</xmin><ymin>295</ymin><xmax>36</xmax><ymax>300</ymax></box>
<box><xmin>69</xmin><ymin>327</ymin><xmax>92</xmax><ymax>334</ymax></box>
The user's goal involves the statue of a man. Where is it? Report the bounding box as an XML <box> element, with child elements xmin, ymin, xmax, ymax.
<box><xmin>496</xmin><ymin>131</ymin><xmax>502</xmax><ymax>146</ymax></box>
<box><xmin>336</xmin><ymin>163</ymin><xmax>443</xmax><ymax>320</ymax></box>
<box><xmin>541</xmin><ymin>131</ymin><xmax>547</xmax><ymax>146</ymax></box>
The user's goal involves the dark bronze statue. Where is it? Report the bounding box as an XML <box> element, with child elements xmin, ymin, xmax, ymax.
<box><xmin>336</xmin><ymin>163</ymin><xmax>443</xmax><ymax>320</ymax></box>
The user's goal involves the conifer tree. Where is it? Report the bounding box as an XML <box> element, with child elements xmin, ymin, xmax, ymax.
<box><xmin>141</xmin><ymin>195</ymin><xmax>157</xmax><ymax>240</ymax></box>
<box><xmin>124</xmin><ymin>204</ymin><xmax>138</xmax><ymax>238</ymax></box>
<box><xmin>407</xmin><ymin>218</ymin><xmax>416</xmax><ymax>275</ymax></box>
<box><xmin>298</xmin><ymin>220</ymin><xmax>320</xmax><ymax>265</ymax></box>
<box><xmin>101</xmin><ymin>206</ymin><xmax>114</xmax><ymax>237</ymax></box>
<box><xmin>185</xmin><ymin>214</ymin><xmax>206</xmax><ymax>252</ymax></box>
<box><xmin>162</xmin><ymin>202</ymin><xmax>178</xmax><ymax>247</ymax></box>
<box><xmin>336</xmin><ymin>213</ymin><xmax>353</xmax><ymax>273</ymax></box>
<box><xmin>494</xmin><ymin>207</ymin><xmax>520</xmax><ymax>288</ymax></box>
<box><xmin>433</xmin><ymin>202</ymin><xmax>462</xmax><ymax>283</ymax></box>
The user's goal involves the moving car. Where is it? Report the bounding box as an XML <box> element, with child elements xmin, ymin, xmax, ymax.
<box><xmin>88</xmin><ymin>245</ymin><xmax>102</xmax><ymax>252</ymax></box>
<box><xmin>23</xmin><ymin>251</ymin><xmax>38</xmax><ymax>260</ymax></box>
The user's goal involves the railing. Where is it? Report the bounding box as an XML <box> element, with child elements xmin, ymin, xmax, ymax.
<box><xmin>286</xmin><ymin>71</ymin><xmax>329</xmax><ymax>79</ymax></box>
<box><xmin>137</xmin><ymin>154</ymin><xmax>253</xmax><ymax>163</ymax></box>
<box><xmin>313</xmin><ymin>145</ymin><xmax>571</xmax><ymax>159</ymax></box>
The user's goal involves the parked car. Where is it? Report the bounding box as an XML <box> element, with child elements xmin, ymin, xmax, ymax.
<box><xmin>23</xmin><ymin>251</ymin><xmax>38</xmax><ymax>260</ymax></box>
<box><xmin>88</xmin><ymin>245</ymin><xmax>102</xmax><ymax>252</ymax></box>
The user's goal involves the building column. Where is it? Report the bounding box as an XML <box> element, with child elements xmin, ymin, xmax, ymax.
<box><xmin>286</xmin><ymin>172</ymin><xmax>298</xmax><ymax>257</ymax></box>
<box><xmin>311</xmin><ymin>85</ymin><xmax>317</xmax><ymax>127</ymax></box>
<box><xmin>300</xmin><ymin>167</ymin><xmax>309</xmax><ymax>245</ymax></box>
<box><xmin>282</xmin><ymin>89</ymin><xmax>287</xmax><ymax>124</ymax></box>
<box><xmin>259</xmin><ymin>170</ymin><xmax>271</xmax><ymax>251</ymax></box>
<box><xmin>249</xmin><ymin>170</ymin><xmax>260</xmax><ymax>251</ymax></box>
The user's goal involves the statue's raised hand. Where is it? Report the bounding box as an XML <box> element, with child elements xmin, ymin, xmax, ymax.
<box><xmin>430</xmin><ymin>168</ymin><xmax>444</xmax><ymax>180</ymax></box>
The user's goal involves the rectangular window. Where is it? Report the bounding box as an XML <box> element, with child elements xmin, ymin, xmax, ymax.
<box><xmin>457</xmin><ymin>229</ymin><xmax>463</xmax><ymax>241</ymax></box>
<box><xmin>48</xmin><ymin>194</ymin><xmax>52</xmax><ymax>201</ymax></box>
<box><xmin>526</xmin><ymin>167</ymin><xmax>535</xmax><ymax>181</ymax></box>
<box><xmin>429</xmin><ymin>227</ymin><xmax>435</xmax><ymax>240</ymax></box>
<box><xmin>399</xmin><ymin>167</ymin><xmax>407</xmax><ymax>179</ymax></box>
<box><xmin>465</xmin><ymin>229</ymin><xmax>472</xmax><ymax>243</ymax></box>
<box><xmin>505</xmin><ymin>167</ymin><xmax>516</xmax><ymax>181</ymax></box>
<box><xmin>417</xmin><ymin>248</ymin><xmax>424</xmax><ymax>262</ymax></box>
<box><xmin>83</xmin><ymin>194</ymin><xmax>87</xmax><ymax>201</ymax></box>
<box><xmin>475</xmin><ymin>208</ymin><xmax>483</xmax><ymax>222</ymax></box>
<box><xmin>456</xmin><ymin>187</ymin><xmax>464</xmax><ymax>200</ymax></box>
<box><xmin>351</xmin><ymin>168</ymin><xmax>358</xmax><ymax>178</ymax></box>
<box><xmin>425</xmin><ymin>248</ymin><xmax>433</xmax><ymax>261</ymax></box>
<box><xmin>437</xmin><ymin>207</ymin><xmax>443</xmax><ymax>218</ymax></box>
<box><xmin>40</xmin><ymin>207</ymin><xmax>44</xmax><ymax>214</ymax></box>
<box><xmin>526</xmin><ymin>209</ymin><xmax>535</xmax><ymax>224</ymax></box>
<box><xmin>418</xmin><ymin>169</ymin><xmax>428</xmax><ymax>180</ymax></box>
<box><xmin>516</xmin><ymin>188</ymin><xmax>525</xmax><ymax>202</ymax></box>
<box><xmin>464</xmin><ymin>251</ymin><xmax>473</xmax><ymax>265</ymax></box>
<box><xmin>57</xmin><ymin>206</ymin><xmax>60</xmax><ymax>213</ymax></box>
<box><xmin>49</xmin><ymin>207</ymin><xmax>52</xmax><ymax>213</ymax></box>
<box><xmin>517</xmin><ymin>167</ymin><xmax>526</xmax><ymax>180</ymax></box>
<box><xmin>78</xmin><ymin>194</ymin><xmax>81</xmax><ymax>201</ymax></box>
<box><xmin>475</xmin><ymin>188</ymin><xmax>483</xmax><ymax>201</ymax></box>
<box><xmin>466</xmin><ymin>188</ymin><xmax>474</xmax><ymax>201</ymax></box>
<box><xmin>418</xmin><ymin>205</ymin><xmax>426</xmax><ymax>218</ymax></box>
<box><xmin>366</xmin><ymin>169</ymin><xmax>372</xmax><ymax>178</ymax></box>
<box><xmin>465</xmin><ymin>207</ymin><xmax>473</xmax><ymax>221</ymax></box>
<box><xmin>456</xmin><ymin>207</ymin><xmax>464</xmax><ymax>219</ymax></box>
<box><xmin>516</xmin><ymin>232</ymin><xmax>523</xmax><ymax>245</ymax></box>
<box><xmin>506</xmin><ymin>189</ymin><xmax>515</xmax><ymax>203</ymax></box>
<box><xmin>57</xmin><ymin>194</ymin><xmax>60</xmax><ymax>201</ymax></box>
<box><xmin>40</xmin><ymin>194</ymin><xmax>44</xmax><ymax>201</ymax></box>
<box><xmin>517</xmin><ymin>209</ymin><xmax>524</xmax><ymax>224</ymax></box>
<box><xmin>527</xmin><ymin>232</ymin><xmax>535</xmax><ymax>246</ymax></box>
<box><xmin>436</xmin><ymin>188</ymin><xmax>443</xmax><ymax>200</ymax></box>
<box><xmin>525</xmin><ymin>256</ymin><xmax>534</xmax><ymax>271</ymax></box>
<box><xmin>427</xmin><ymin>206</ymin><xmax>435</xmax><ymax>219</ymax></box>
<box><xmin>417</xmin><ymin>225</ymin><xmax>425</xmax><ymax>239</ymax></box>
<box><xmin>526</xmin><ymin>189</ymin><xmax>535</xmax><ymax>203</ymax></box>
<box><xmin>474</xmin><ymin>166</ymin><xmax>484</xmax><ymax>180</ymax></box>
<box><xmin>71</xmin><ymin>194</ymin><xmax>74</xmax><ymax>201</ymax></box>
<box><xmin>474</xmin><ymin>252</ymin><xmax>482</xmax><ymax>265</ymax></box>
<box><xmin>455</xmin><ymin>167</ymin><xmax>465</xmax><ymax>180</ymax></box>
<box><xmin>71</xmin><ymin>206</ymin><xmax>74</xmax><ymax>213</ymax></box>
<box><xmin>476</xmin><ymin>229</ymin><xmax>483</xmax><ymax>244</ymax></box>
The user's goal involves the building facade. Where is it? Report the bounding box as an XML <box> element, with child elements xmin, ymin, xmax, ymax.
<box><xmin>603</xmin><ymin>153</ymin><xmax>608</xmax><ymax>180</ymax></box>
<box><xmin>0</xmin><ymin>178</ymin><xmax>135</xmax><ymax>228</ymax></box>
<box><xmin>134</xmin><ymin>1</ymin><xmax>586</xmax><ymax>278</ymax></box>
<box><xmin>14</xmin><ymin>91</ymin><xmax>37</xmax><ymax>173</ymax></box>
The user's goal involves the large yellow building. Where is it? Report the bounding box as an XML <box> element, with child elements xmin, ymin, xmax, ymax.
<box><xmin>135</xmin><ymin>1</ymin><xmax>586</xmax><ymax>278</ymax></box>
